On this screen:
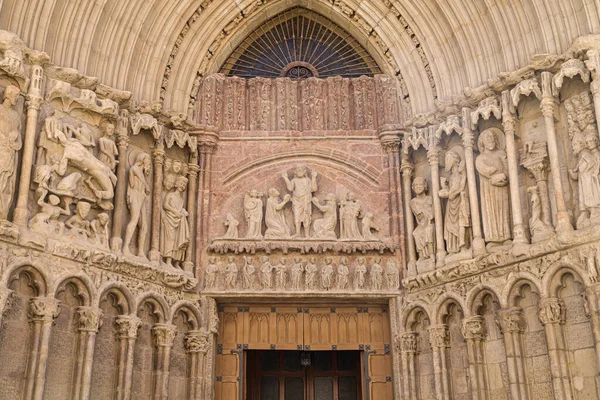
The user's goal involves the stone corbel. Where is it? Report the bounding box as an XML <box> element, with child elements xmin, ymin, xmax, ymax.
<box><xmin>471</xmin><ymin>96</ymin><xmax>502</xmax><ymax>124</ymax></box>
<box><xmin>553</xmin><ymin>59</ymin><xmax>590</xmax><ymax>95</ymax></box>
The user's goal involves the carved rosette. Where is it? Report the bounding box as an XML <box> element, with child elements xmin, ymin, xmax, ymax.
<box><xmin>538</xmin><ymin>298</ymin><xmax>566</xmax><ymax>325</ymax></box>
<box><xmin>28</xmin><ymin>297</ymin><xmax>61</xmax><ymax>323</ymax></box>
<box><xmin>114</xmin><ymin>315</ymin><xmax>142</xmax><ymax>339</ymax></box>
<box><xmin>427</xmin><ymin>324</ymin><xmax>449</xmax><ymax>348</ymax></box>
<box><xmin>75</xmin><ymin>306</ymin><xmax>103</xmax><ymax>332</ymax></box>
<box><xmin>461</xmin><ymin>316</ymin><xmax>486</xmax><ymax>341</ymax></box>
<box><xmin>398</xmin><ymin>331</ymin><xmax>418</xmax><ymax>353</ymax></box>
<box><xmin>496</xmin><ymin>307</ymin><xmax>526</xmax><ymax>334</ymax></box>
<box><xmin>184</xmin><ymin>329</ymin><xmax>211</xmax><ymax>354</ymax></box>
<box><xmin>152</xmin><ymin>323</ymin><xmax>177</xmax><ymax>347</ymax></box>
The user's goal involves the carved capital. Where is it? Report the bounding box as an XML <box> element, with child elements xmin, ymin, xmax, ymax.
<box><xmin>28</xmin><ymin>297</ymin><xmax>61</xmax><ymax>323</ymax></box>
<box><xmin>152</xmin><ymin>143</ymin><xmax>166</xmax><ymax>165</ymax></box>
<box><xmin>116</xmin><ymin>133</ymin><xmax>130</xmax><ymax>149</ymax></box>
<box><xmin>184</xmin><ymin>329</ymin><xmax>211</xmax><ymax>354</ymax></box>
<box><xmin>401</xmin><ymin>160</ymin><xmax>413</xmax><ymax>177</ymax></box>
<box><xmin>198</xmin><ymin>141</ymin><xmax>218</xmax><ymax>154</ymax></box>
<box><xmin>152</xmin><ymin>323</ymin><xmax>177</xmax><ymax>347</ymax></box>
<box><xmin>538</xmin><ymin>298</ymin><xmax>566</xmax><ymax>325</ymax></box>
<box><xmin>525</xmin><ymin>161</ymin><xmax>548</xmax><ymax>182</ymax></box>
<box><xmin>586</xmin><ymin>49</ymin><xmax>600</xmax><ymax>79</ymax></box>
<box><xmin>188</xmin><ymin>162</ymin><xmax>201</xmax><ymax>178</ymax></box>
<box><xmin>26</xmin><ymin>95</ymin><xmax>43</xmax><ymax>110</ymax></box>
<box><xmin>398</xmin><ymin>331</ymin><xmax>418</xmax><ymax>353</ymax></box>
<box><xmin>540</xmin><ymin>97</ymin><xmax>557</xmax><ymax>118</ymax></box>
<box><xmin>75</xmin><ymin>306</ymin><xmax>103</xmax><ymax>333</ymax></box>
<box><xmin>427</xmin><ymin>324</ymin><xmax>449</xmax><ymax>348</ymax></box>
<box><xmin>461</xmin><ymin>316</ymin><xmax>486</xmax><ymax>341</ymax></box>
<box><xmin>496</xmin><ymin>307</ymin><xmax>525</xmax><ymax>333</ymax></box>
<box><xmin>114</xmin><ymin>315</ymin><xmax>142</xmax><ymax>339</ymax></box>
<box><xmin>427</xmin><ymin>147</ymin><xmax>440</xmax><ymax>166</ymax></box>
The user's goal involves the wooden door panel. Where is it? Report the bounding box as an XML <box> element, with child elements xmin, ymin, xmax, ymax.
<box><xmin>359</xmin><ymin>307</ymin><xmax>390</xmax><ymax>351</ymax></box>
<box><xmin>304</xmin><ymin>308</ymin><xmax>335</xmax><ymax>350</ymax></box>
<box><xmin>274</xmin><ymin>307</ymin><xmax>303</xmax><ymax>350</ymax></box>
<box><xmin>215</xmin><ymin>352</ymin><xmax>240</xmax><ymax>400</ymax></box>
<box><xmin>366</xmin><ymin>353</ymin><xmax>393</xmax><ymax>400</ymax></box>
<box><xmin>335</xmin><ymin>307</ymin><xmax>361</xmax><ymax>350</ymax></box>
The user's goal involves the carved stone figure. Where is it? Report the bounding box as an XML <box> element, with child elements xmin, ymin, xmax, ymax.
<box><xmin>321</xmin><ymin>257</ymin><xmax>334</xmax><ymax>290</ymax></box>
<box><xmin>361</xmin><ymin>212</ymin><xmax>379</xmax><ymax>241</ymax></box>
<box><xmin>160</xmin><ymin>176</ymin><xmax>190</xmax><ymax>268</ymax></box>
<box><xmin>370</xmin><ymin>257</ymin><xmax>383</xmax><ymax>290</ymax></box>
<box><xmin>439</xmin><ymin>147</ymin><xmax>471</xmax><ymax>253</ymax></box>
<box><xmin>264</xmin><ymin>188</ymin><xmax>291</xmax><ymax>239</ymax></box>
<box><xmin>274</xmin><ymin>258</ymin><xmax>287</xmax><ymax>290</ymax></box>
<box><xmin>570</xmin><ymin>132</ymin><xmax>600</xmax><ymax>228</ymax></box>
<box><xmin>221</xmin><ymin>213</ymin><xmax>239</xmax><ymax>239</ymax></box>
<box><xmin>0</xmin><ymin>85</ymin><xmax>22</xmax><ymax>220</ymax></box>
<box><xmin>475</xmin><ymin>128</ymin><xmax>512</xmax><ymax>247</ymax></box>
<box><xmin>337</xmin><ymin>257</ymin><xmax>349</xmax><ymax>290</ymax></box>
<box><xmin>242</xmin><ymin>256</ymin><xmax>256</xmax><ymax>289</ymax></box>
<box><xmin>339</xmin><ymin>192</ymin><xmax>363</xmax><ymax>240</ymax></box>
<box><xmin>65</xmin><ymin>201</ymin><xmax>92</xmax><ymax>240</ymax></box>
<box><xmin>385</xmin><ymin>260</ymin><xmax>399</xmax><ymax>290</ymax></box>
<box><xmin>290</xmin><ymin>257</ymin><xmax>304</xmax><ymax>290</ymax></box>
<box><xmin>97</xmin><ymin>122</ymin><xmax>118</xmax><ymax>172</ymax></box>
<box><xmin>410</xmin><ymin>177</ymin><xmax>435</xmax><ymax>260</ymax></box>
<box><xmin>312</xmin><ymin>194</ymin><xmax>337</xmax><ymax>240</ymax></box>
<box><xmin>354</xmin><ymin>257</ymin><xmax>367</xmax><ymax>290</ymax></box>
<box><xmin>527</xmin><ymin>186</ymin><xmax>553</xmax><ymax>242</ymax></box>
<box><xmin>260</xmin><ymin>256</ymin><xmax>273</xmax><ymax>289</ymax></box>
<box><xmin>282</xmin><ymin>165</ymin><xmax>317</xmax><ymax>238</ymax></box>
<box><xmin>244</xmin><ymin>190</ymin><xmax>264</xmax><ymax>239</ymax></box>
<box><xmin>205</xmin><ymin>257</ymin><xmax>219</xmax><ymax>289</ymax></box>
<box><xmin>28</xmin><ymin>194</ymin><xmax>70</xmax><ymax>236</ymax></box>
<box><xmin>91</xmin><ymin>212</ymin><xmax>110</xmax><ymax>248</ymax></box>
<box><xmin>305</xmin><ymin>257</ymin><xmax>318</xmax><ymax>290</ymax></box>
<box><xmin>36</xmin><ymin>111</ymin><xmax>62</xmax><ymax>167</ymax></box>
<box><xmin>123</xmin><ymin>152</ymin><xmax>151</xmax><ymax>258</ymax></box>
<box><xmin>225</xmin><ymin>256</ymin><xmax>238</xmax><ymax>289</ymax></box>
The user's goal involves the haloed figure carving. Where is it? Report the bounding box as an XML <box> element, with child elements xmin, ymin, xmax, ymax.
<box><xmin>123</xmin><ymin>152</ymin><xmax>151</xmax><ymax>258</ymax></box>
<box><xmin>410</xmin><ymin>177</ymin><xmax>435</xmax><ymax>261</ymax></box>
<box><xmin>0</xmin><ymin>85</ymin><xmax>22</xmax><ymax>220</ymax></box>
<box><xmin>282</xmin><ymin>165</ymin><xmax>317</xmax><ymax>238</ymax></box>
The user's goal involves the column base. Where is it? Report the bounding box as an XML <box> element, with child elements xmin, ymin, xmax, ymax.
<box><xmin>556</xmin><ymin>212</ymin><xmax>574</xmax><ymax>232</ymax></box>
<box><xmin>12</xmin><ymin>207</ymin><xmax>28</xmax><ymax>226</ymax></box>
<box><xmin>513</xmin><ymin>224</ymin><xmax>529</xmax><ymax>244</ymax></box>
<box><xmin>435</xmin><ymin>251</ymin><xmax>446</xmax><ymax>268</ymax></box>
<box><xmin>149</xmin><ymin>249</ymin><xmax>161</xmax><ymax>262</ymax></box>
<box><xmin>111</xmin><ymin>237</ymin><xmax>123</xmax><ymax>253</ymax></box>
<box><xmin>472</xmin><ymin>238</ymin><xmax>486</xmax><ymax>256</ymax></box>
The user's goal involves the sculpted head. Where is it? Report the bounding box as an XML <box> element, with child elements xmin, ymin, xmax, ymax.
<box><xmin>572</xmin><ymin>133</ymin><xmax>585</xmax><ymax>155</ymax></box>
<box><xmin>3</xmin><ymin>85</ymin><xmax>19</xmax><ymax>106</ymax></box>
<box><xmin>164</xmin><ymin>158</ymin><xmax>173</xmax><ymax>173</ymax></box>
<box><xmin>175</xmin><ymin>176</ymin><xmax>188</xmax><ymax>192</ymax></box>
<box><xmin>103</xmin><ymin>122</ymin><xmax>115</xmax><ymax>137</ymax></box>
<box><xmin>309</xmin><ymin>256</ymin><xmax>316</xmax><ymax>263</ymax></box>
<box><xmin>586</xmin><ymin>132</ymin><xmax>599</xmax><ymax>151</ymax></box>
<box><xmin>294</xmin><ymin>165</ymin><xmax>307</xmax><ymax>178</ymax></box>
<box><xmin>412</xmin><ymin>177</ymin><xmax>428</xmax><ymax>195</ymax></box>
<box><xmin>445</xmin><ymin>150</ymin><xmax>461</xmax><ymax>172</ymax></box>
<box><xmin>98</xmin><ymin>213</ymin><xmax>109</xmax><ymax>226</ymax></box>
<box><xmin>480</xmin><ymin>130</ymin><xmax>497</xmax><ymax>151</ymax></box>
<box><xmin>294</xmin><ymin>256</ymin><xmax>301</xmax><ymax>263</ymax></box>
<box><xmin>268</xmin><ymin>188</ymin><xmax>280</xmax><ymax>198</ymax></box>
<box><xmin>136</xmin><ymin>152</ymin><xmax>151</xmax><ymax>175</ymax></box>
<box><xmin>261</xmin><ymin>256</ymin><xmax>269</xmax><ymax>263</ymax></box>
<box><xmin>172</xmin><ymin>160</ymin><xmax>183</xmax><ymax>174</ymax></box>
<box><xmin>357</xmin><ymin>257</ymin><xmax>366</xmax><ymax>265</ymax></box>
<box><xmin>164</xmin><ymin>173</ymin><xmax>176</xmax><ymax>191</ymax></box>
<box><xmin>339</xmin><ymin>256</ymin><xmax>348</xmax><ymax>265</ymax></box>
<box><xmin>325</xmin><ymin>256</ymin><xmax>332</xmax><ymax>264</ymax></box>
<box><xmin>77</xmin><ymin>201</ymin><xmax>91</xmax><ymax>218</ymax></box>
<box><xmin>48</xmin><ymin>194</ymin><xmax>60</xmax><ymax>206</ymax></box>
<box><xmin>227</xmin><ymin>255</ymin><xmax>235</xmax><ymax>263</ymax></box>
<box><xmin>209</xmin><ymin>256</ymin><xmax>217</xmax><ymax>264</ymax></box>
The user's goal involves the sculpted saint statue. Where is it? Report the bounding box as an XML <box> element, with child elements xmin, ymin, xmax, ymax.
<box><xmin>570</xmin><ymin>132</ymin><xmax>600</xmax><ymax>227</ymax></box>
<box><xmin>385</xmin><ymin>260</ymin><xmax>399</xmax><ymax>290</ymax></box>
<box><xmin>339</xmin><ymin>192</ymin><xmax>363</xmax><ymax>240</ymax></box>
<box><xmin>221</xmin><ymin>213</ymin><xmax>239</xmax><ymax>239</ymax></box>
<box><xmin>225</xmin><ymin>256</ymin><xmax>238</xmax><ymax>289</ymax></box>
<box><xmin>337</xmin><ymin>257</ymin><xmax>349</xmax><ymax>290</ymax></box>
<box><xmin>0</xmin><ymin>86</ymin><xmax>22</xmax><ymax>220</ymax></box>
<box><xmin>439</xmin><ymin>147</ymin><xmax>471</xmax><ymax>254</ymax></box>
<box><xmin>527</xmin><ymin>186</ymin><xmax>553</xmax><ymax>241</ymax></box>
<box><xmin>274</xmin><ymin>258</ymin><xmax>287</xmax><ymax>290</ymax></box>
<box><xmin>242</xmin><ymin>256</ymin><xmax>256</xmax><ymax>290</ymax></box>
<box><xmin>354</xmin><ymin>257</ymin><xmax>367</xmax><ymax>290</ymax></box>
<box><xmin>410</xmin><ymin>177</ymin><xmax>435</xmax><ymax>260</ymax></box>
<box><xmin>312</xmin><ymin>193</ymin><xmax>337</xmax><ymax>240</ymax></box>
<box><xmin>28</xmin><ymin>194</ymin><xmax>70</xmax><ymax>236</ymax></box>
<box><xmin>97</xmin><ymin>122</ymin><xmax>118</xmax><ymax>172</ymax></box>
<box><xmin>321</xmin><ymin>257</ymin><xmax>334</xmax><ymax>290</ymax></box>
<box><xmin>205</xmin><ymin>257</ymin><xmax>219</xmax><ymax>289</ymax></box>
<box><xmin>123</xmin><ymin>152</ymin><xmax>151</xmax><ymax>258</ymax></box>
<box><xmin>370</xmin><ymin>257</ymin><xmax>383</xmax><ymax>291</ymax></box>
<box><xmin>160</xmin><ymin>176</ymin><xmax>190</xmax><ymax>268</ymax></box>
<box><xmin>260</xmin><ymin>256</ymin><xmax>273</xmax><ymax>289</ymax></box>
<box><xmin>305</xmin><ymin>257</ymin><xmax>318</xmax><ymax>290</ymax></box>
<box><xmin>475</xmin><ymin>128</ymin><xmax>512</xmax><ymax>247</ymax></box>
<box><xmin>264</xmin><ymin>188</ymin><xmax>291</xmax><ymax>239</ymax></box>
<box><xmin>290</xmin><ymin>257</ymin><xmax>304</xmax><ymax>290</ymax></box>
<box><xmin>244</xmin><ymin>190</ymin><xmax>264</xmax><ymax>239</ymax></box>
<box><xmin>282</xmin><ymin>166</ymin><xmax>318</xmax><ymax>238</ymax></box>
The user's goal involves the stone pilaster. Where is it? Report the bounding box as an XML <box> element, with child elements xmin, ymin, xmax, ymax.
<box><xmin>111</xmin><ymin>111</ymin><xmax>130</xmax><ymax>252</ymax></box>
<box><xmin>399</xmin><ymin>331</ymin><xmax>419</xmax><ymax>400</ymax></box>
<box><xmin>462</xmin><ymin>316</ymin><xmax>487</xmax><ymax>400</ymax></box>
<box><xmin>114</xmin><ymin>315</ymin><xmax>142</xmax><ymax>400</ymax></box>
<box><xmin>72</xmin><ymin>307</ymin><xmax>103</xmax><ymax>400</ymax></box>
<box><xmin>152</xmin><ymin>323</ymin><xmax>177</xmax><ymax>400</ymax></box>
<box><xmin>185</xmin><ymin>329</ymin><xmax>211</xmax><ymax>400</ymax></box>
<box><xmin>380</xmin><ymin>131</ymin><xmax>403</xmax><ymax>247</ymax></box>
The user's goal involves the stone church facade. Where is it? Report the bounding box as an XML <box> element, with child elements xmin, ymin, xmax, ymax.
<box><xmin>0</xmin><ymin>1</ymin><xmax>599</xmax><ymax>399</ymax></box>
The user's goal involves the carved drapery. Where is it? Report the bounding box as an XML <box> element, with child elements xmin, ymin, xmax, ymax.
<box><xmin>427</xmin><ymin>137</ymin><xmax>447</xmax><ymax>266</ymax></box>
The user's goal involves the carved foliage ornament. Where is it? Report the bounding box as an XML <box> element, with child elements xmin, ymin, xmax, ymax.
<box><xmin>28</xmin><ymin>297</ymin><xmax>61</xmax><ymax>322</ymax></box>
<box><xmin>115</xmin><ymin>315</ymin><xmax>142</xmax><ymax>339</ymax></box>
<box><xmin>75</xmin><ymin>306</ymin><xmax>103</xmax><ymax>332</ymax></box>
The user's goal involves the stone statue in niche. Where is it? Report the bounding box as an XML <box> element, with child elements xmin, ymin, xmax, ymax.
<box><xmin>97</xmin><ymin>122</ymin><xmax>118</xmax><ymax>172</ymax></box>
<box><xmin>321</xmin><ymin>257</ymin><xmax>334</xmax><ymax>290</ymax></box>
<box><xmin>339</xmin><ymin>192</ymin><xmax>363</xmax><ymax>240</ymax></box>
<box><xmin>205</xmin><ymin>257</ymin><xmax>219</xmax><ymax>289</ymax></box>
<box><xmin>282</xmin><ymin>165</ymin><xmax>318</xmax><ymax>238</ymax></box>
<box><xmin>0</xmin><ymin>85</ymin><xmax>22</xmax><ymax>220</ymax></box>
<box><xmin>123</xmin><ymin>152</ymin><xmax>151</xmax><ymax>258</ymax></box>
<box><xmin>337</xmin><ymin>257</ymin><xmax>349</xmax><ymax>290</ymax></box>
<box><xmin>370</xmin><ymin>257</ymin><xmax>383</xmax><ymax>291</ymax></box>
<box><xmin>290</xmin><ymin>257</ymin><xmax>304</xmax><ymax>290</ymax></box>
<box><xmin>439</xmin><ymin>147</ymin><xmax>471</xmax><ymax>254</ymax></box>
<box><xmin>527</xmin><ymin>186</ymin><xmax>554</xmax><ymax>242</ymax></box>
<box><xmin>410</xmin><ymin>177</ymin><xmax>435</xmax><ymax>261</ymax></box>
<box><xmin>274</xmin><ymin>258</ymin><xmax>287</xmax><ymax>290</ymax></box>
<box><xmin>312</xmin><ymin>193</ymin><xmax>338</xmax><ymax>240</ymax></box>
<box><xmin>354</xmin><ymin>257</ymin><xmax>367</xmax><ymax>290</ymax></box>
<box><xmin>244</xmin><ymin>190</ymin><xmax>264</xmax><ymax>239</ymax></box>
<box><xmin>65</xmin><ymin>201</ymin><xmax>92</xmax><ymax>240</ymax></box>
<box><xmin>221</xmin><ymin>213</ymin><xmax>239</xmax><ymax>239</ymax></box>
<box><xmin>305</xmin><ymin>257</ymin><xmax>318</xmax><ymax>290</ymax></box>
<box><xmin>475</xmin><ymin>128</ymin><xmax>512</xmax><ymax>249</ymax></box>
<box><xmin>260</xmin><ymin>256</ymin><xmax>273</xmax><ymax>289</ymax></box>
<box><xmin>264</xmin><ymin>188</ymin><xmax>291</xmax><ymax>239</ymax></box>
<box><xmin>160</xmin><ymin>176</ymin><xmax>190</xmax><ymax>268</ymax></box>
<box><xmin>242</xmin><ymin>256</ymin><xmax>256</xmax><ymax>290</ymax></box>
<box><xmin>225</xmin><ymin>256</ymin><xmax>238</xmax><ymax>289</ymax></box>
<box><xmin>361</xmin><ymin>212</ymin><xmax>379</xmax><ymax>241</ymax></box>
<box><xmin>28</xmin><ymin>194</ymin><xmax>70</xmax><ymax>236</ymax></box>
<box><xmin>386</xmin><ymin>260</ymin><xmax>399</xmax><ymax>290</ymax></box>
<box><xmin>569</xmin><ymin>133</ymin><xmax>600</xmax><ymax>228</ymax></box>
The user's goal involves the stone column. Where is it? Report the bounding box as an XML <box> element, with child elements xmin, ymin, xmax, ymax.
<box><xmin>540</xmin><ymin>72</ymin><xmax>573</xmax><ymax>232</ymax></box>
<box><xmin>427</xmin><ymin>135</ymin><xmax>447</xmax><ymax>266</ymax></box>
<box><xmin>114</xmin><ymin>315</ymin><xmax>142</xmax><ymax>400</ymax></box>
<box><xmin>461</xmin><ymin>108</ymin><xmax>486</xmax><ymax>255</ymax></box>
<box><xmin>13</xmin><ymin>64</ymin><xmax>44</xmax><ymax>226</ymax></box>
<box><xmin>184</xmin><ymin>154</ymin><xmax>200</xmax><ymax>274</ymax></box>
<box><xmin>184</xmin><ymin>329</ymin><xmax>211</xmax><ymax>400</ymax></box>
<box><xmin>496</xmin><ymin>307</ymin><xmax>528</xmax><ymax>400</ymax></box>
<box><xmin>72</xmin><ymin>307</ymin><xmax>102</xmax><ymax>400</ymax></box>
<box><xmin>152</xmin><ymin>323</ymin><xmax>177</xmax><ymax>400</ymax></box>
<box><xmin>380</xmin><ymin>134</ymin><xmax>402</xmax><ymax>244</ymax></box>
<box><xmin>195</xmin><ymin>140</ymin><xmax>217</xmax><ymax>272</ymax></box>
<box><xmin>584</xmin><ymin>286</ymin><xmax>600</xmax><ymax>400</ymax></box>
<box><xmin>149</xmin><ymin>141</ymin><xmax>166</xmax><ymax>262</ymax></box>
<box><xmin>200</xmin><ymin>144</ymin><xmax>216</xmax><ymax>245</ymax></box>
<box><xmin>461</xmin><ymin>316</ymin><xmax>487</xmax><ymax>400</ymax></box>
<box><xmin>401</xmin><ymin>152</ymin><xmax>417</xmax><ymax>275</ymax></box>
<box><xmin>538</xmin><ymin>298</ymin><xmax>572</xmax><ymax>400</ymax></box>
<box><xmin>428</xmin><ymin>324</ymin><xmax>450</xmax><ymax>400</ymax></box>
<box><xmin>399</xmin><ymin>331</ymin><xmax>418</xmax><ymax>400</ymax></box>
<box><xmin>24</xmin><ymin>297</ymin><xmax>60</xmax><ymax>400</ymax></box>
<box><xmin>110</xmin><ymin>111</ymin><xmax>130</xmax><ymax>252</ymax></box>
<box><xmin>586</xmin><ymin>49</ymin><xmax>600</xmax><ymax>130</ymax></box>
<box><xmin>501</xmin><ymin>91</ymin><xmax>528</xmax><ymax>244</ymax></box>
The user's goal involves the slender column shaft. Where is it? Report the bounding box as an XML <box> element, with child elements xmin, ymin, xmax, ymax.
<box><xmin>586</xmin><ymin>50</ymin><xmax>600</xmax><ymax>132</ymax></box>
<box><xmin>385</xmin><ymin>147</ymin><xmax>400</xmax><ymax>242</ymax></box>
<box><xmin>185</xmin><ymin>156</ymin><xmax>200</xmax><ymax>268</ymax></box>
<box><xmin>462</xmin><ymin>316</ymin><xmax>486</xmax><ymax>400</ymax></box>
<box><xmin>114</xmin><ymin>315</ymin><xmax>142</xmax><ymax>400</ymax></box>
<box><xmin>539</xmin><ymin>298</ymin><xmax>571</xmax><ymax>400</ymax></box>
<box><xmin>111</xmin><ymin>114</ymin><xmax>130</xmax><ymax>251</ymax></box>
<box><xmin>201</xmin><ymin>150</ymin><xmax>214</xmax><ymax>246</ymax></box>
<box><xmin>71</xmin><ymin>307</ymin><xmax>102</xmax><ymax>400</ymax></box>
<box><xmin>152</xmin><ymin>324</ymin><xmax>177</xmax><ymax>400</ymax></box>
<box><xmin>194</xmin><ymin>148</ymin><xmax>207</xmax><ymax>271</ymax></box>
<box><xmin>497</xmin><ymin>307</ymin><xmax>528</xmax><ymax>400</ymax></box>
<box><xmin>149</xmin><ymin>142</ymin><xmax>165</xmax><ymax>261</ymax></box>
<box><xmin>428</xmin><ymin>325</ymin><xmax>449</xmax><ymax>400</ymax></box>
<box><xmin>401</xmin><ymin>154</ymin><xmax>417</xmax><ymax>271</ymax></box>
<box><xmin>427</xmin><ymin>146</ymin><xmax>446</xmax><ymax>266</ymax></box>
<box><xmin>585</xmin><ymin>288</ymin><xmax>600</xmax><ymax>399</ymax></box>
<box><xmin>399</xmin><ymin>331</ymin><xmax>418</xmax><ymax>399</ymax></box>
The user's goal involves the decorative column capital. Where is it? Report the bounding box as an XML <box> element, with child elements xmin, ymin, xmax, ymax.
<box><xmin>26</xmin><ymin>95</ymin><xmax>43</xmax><ymax>110</ymax></box>
<box><xmin>426</xmin><ymin>147</ymin><xmax>440</xmax><ymax>165</ymax></box>
<box><xmin>188</xmin><ymin>162</ymin><xmax>201</xmax><ymax>178</ymax></box>
<box><xmin>400</xmin><ymin>159</ymin><xmax>413</xmax><ymax>177</ymax></box>
<box><xmin>538</xmin><ymin>298</ymin><xmax>566</xmax><ymax>325</ymax></box>
<box><xmin>198</xmin><ymin>140</ymin><xmax>218</xmax><ymax>155</ymax></box>
<box><xmin>428</xmin><ymin>324</ymin><xmax>449</xmax><ymax>348</ymax></box>
<box><xmin>397</xmin><ymin>331</ymin><xmax>419</xmax><ymax>353</ymax></box>
<box><xmin>116</xmin><ymin>132</ymin><xmax>130</xmax><ymax>149</ymax></box>
<box><xmin>152</xmin><ymin>142</ymin><xmax>166</xmax><ymax>164</ymax></box>
<box><xmin>461</xmin><ymin>316</ymin><xmax>486</xmax><ymax>341</ymax></box>
<box><xmin>496</xmin><ymin>307</ymin><xmax>526</xmax><ymax>333</ymax></box>
<box><xmin>75</xmin><ymin>306</ymin><xmax>103</xmax><ymax>333</ymax></box>
<box><xmin>379</xmin><ymin>130</ymin><xmax>401</xmax><ymax>154</ymax></box>
<box><xmin>184</xmin><ymin>329</ymin><xmax>211</xmax><ymax>354</ymax></box>
<box><xmin>28</xmin><ymin>297</ymin><xmax>61</xmax><ymax>323</ymax></box>
<box><xmin>152</xmin><ymin>323</ymin><xmax>177</xmax><ymax>347</ymax></box>
<box><xmin>586</xmin><ymin>49</ymin><xmax>600</xmax><ymax>78</ymax></box>
<box><xmin>114</xmin><ymin>315</ymin><xmax>142</xmax><ymax>339</ymax></box>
